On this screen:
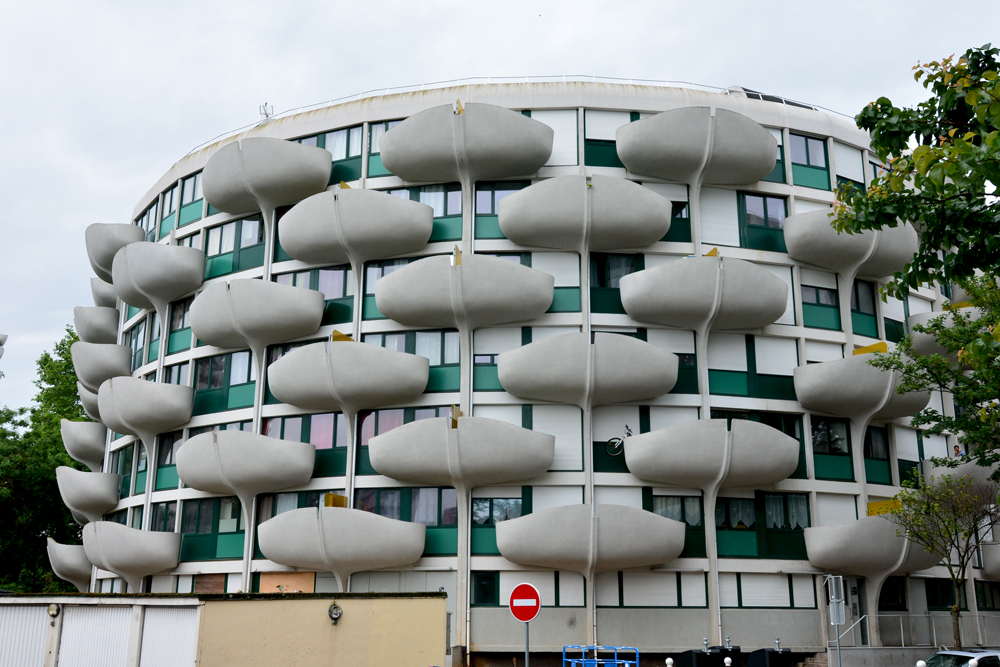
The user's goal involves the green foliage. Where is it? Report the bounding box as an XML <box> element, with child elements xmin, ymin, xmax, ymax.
<box><xmin>832</xmin><ymin>44</ymin><xmax>1000</xmax><ymax>298</ymax></box>
<box><xmin>0</xmin><ymin>326</ymin><xmax>92</xmax><ymax>593</ymax></box>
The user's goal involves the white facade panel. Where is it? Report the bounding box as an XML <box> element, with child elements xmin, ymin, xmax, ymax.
<box><xmin>531</xmin><ymin>326</ymin><xmax>581</xmax><ymax>342</ymax></box>
<box><xmin>792</xmin><ymin>574</ymin><xmax>816</xmax><ymax>608</ymax></box>
<box><xmin>595</xmin><ymin>571</ymin><xmax>620</xmax><ymax>606</ymax></box>
<box><xmin>816</xmin><ymin>493</ymin><xmax>858</xmax><ymax>526</ymax></box>
<box><xmin>316</xmin><ymin>572</ymin><xmax>340</xmax><ymax>593</ymax></box>
<box><xmin>226</xmin><ymin>574</ymin><xmax>241</xmax><ymax>593</ymax></box>
<box><xmin>883</xmin><ymin>294</ymin><xmax>906</xmax><ymax>322</ymax></box>
<box><xmin>761</xmin><ymin>264</ymin><xmax>795</xmax><ymax>325</ymax></box>
<box><xmin>646</xmin><ymin>328</ymin><xmax>696</xmax><ymax>355</ymax></box>
<box><xmin>800</xmin><ymin>268</ymin><xmax>838</xmax><ymax>290</ymax></box>
<box><xmin>176</xmin><ymin>575</ymin><xmax>193</xmax><ymax>594</ymax></box>
<box><xmin>924</xmin><ymin>433</ymin><xmax>949</xmax><ymax>459</ymax></box>
<box><xmin>754</xmin><ymin>336</ymin><xmax>799</xmax><ymax>376</ymax></box>
<box><xmin>707</xmin><ymin>333</ymin><xmax>748</xmax><ymax>372</ymax></box>
<box><xmin>532</xmin><ymin>486</ymin><xmax>583</xmax><ymax>512</ymax></box>
<box><xmin>139</xmin><ymin>607</ymin><xmax>199</xmax><ymax>667</ymax></box>
<box><xmin>766</xmin><ymin>127</ymin><xmax>784</xmax><ymax>145</ymax></box>
<box><xmin>533</xmin><ymin>404</ymin><xmax>582</xmax><ymax>470</ymax></box>
<box><xmin>592</xmin><ymin>405</ymin><xmax>640</xmax><ymax>441</ymax></box>
<box><xmin>805</xmin><ymin>340</ymin><xmax>843</xmax><ymax>363</ymax></box>
<box><xmin>500</xmin><ymin>571</ymin><xmax>556</xmax><ymax>607</ymax></box>
<box><xmin>794</xmin><ymin>199</ymin><xmax>833</xmax><ymax>214</ymax></box>
<box><xmin>719</xmin><ymin>573</ymin><xmax>739</xmax><ymax>607</ymax></box>
<box><xmin>531</xmin><ymin>109</ymin><xmax>578</xmax><ymax>166</ymax></box>
<box><xmin>741</xmin><ymin>573</ymin><xmax>791</xmax><ymax>607</ymax></box>
<box><xmin>149</xmin><ymin>575</ymin><xmax>174</xmax><ymax>593</ymax></box>
<box><xmin>643</xmin><ymin>254</ymin><xmax>683</xmax><ymax>270</ymax></box>
<box><xmin>531</xmin><ymin>252</ymin><xmax>580</xmax><ymax>287</ymax></box>
<box><xmin>894</xmin><ymin>426</ymin><xmax>921</xmax><ymax>461</ymax></box>
<box><xmin>622</xmin><ymin>571</ymin><xmax>678</xmax><ymax>607</ymax></box>
<box><xmin>474</xmin><ymin>327</ymin><xmax>522</xmax><ymax>355</ymax></box>
<box><xmin>699</xmin><ymin>188</ymin><xmax>740</xmax><ymax>248</ymax></box>
<box><xmin>559</xmin><ymin>571</ymin><xmax>586</xmax><ymax>606</ymax></box>
<box><xmin>928</xmin><ymin>390</ymin><xmax>945</xmax><ymax>418</ymax></box>
<box><xmin>641</xmin><ymin>182</ymin><xmax>688</xmax><ymax>202</ymax></box>
<box><xmin>585</xmin><ymin>110</ymin><xmax>630</xmax><ymax>141</ymax></box>
<box><xmin>649</xmin><ymin>407</ymin><xmax>700</xmax><ymax>432</ymax></box>
<box><xmin>833</xmin><ymin>141</ymin><xmax>866</xmax><ymax>183</ymax></box>
<box><xmin>594</xmin><ymin>486</ymin><xmax>643</xmax><ymax>508</ymax></box>
<box><xmin>59</xmin><ymin>605</ymin><xmax>131</xmax><ymax>667</ymax></box>
<box><xmin>472</xmin><ymin>404</ymin><xmax>522</xmax><ymax>426</ymax></box>
<box><xmin>681</xmin><ymin>572</ymin><xmax>707</xmax><ymax>607</ymax></box>
<box><xmin>0</xmin><ymin>605</ymin><xmax>48</xmax><ymax>667</ymax></box>
<box><xmin>908</xmin><ymin>296</ymin><xmax>933</xmax><ymax>316</ymax></box>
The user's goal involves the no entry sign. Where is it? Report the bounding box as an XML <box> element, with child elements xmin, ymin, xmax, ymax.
<box><xmin>509</xmin><ymin>582</ymin><xmax>541</xmax><ymax>623</ymax></box>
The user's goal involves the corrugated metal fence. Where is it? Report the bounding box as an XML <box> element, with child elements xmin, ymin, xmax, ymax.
<box><xmin>0</xmin><ymin>605</ymin><xmax>49</xmax><ymax>667</ymax></box>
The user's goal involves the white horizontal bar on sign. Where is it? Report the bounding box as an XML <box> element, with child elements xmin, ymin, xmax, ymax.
<box><xmin>512</xmin><ymin>599</ymin><xmax>536</xmax><ymax>606</ymax></box>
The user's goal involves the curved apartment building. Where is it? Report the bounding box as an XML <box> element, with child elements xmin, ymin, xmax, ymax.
<box><xmin>52</xmin><ymin>81</ymin><xmax>987</xmax><ymax>659</ymax></box>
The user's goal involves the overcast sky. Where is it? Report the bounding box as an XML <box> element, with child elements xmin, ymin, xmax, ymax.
<box><xmin>1</xmin><ymin>0</ymin><xmax>997</xmax><ymax>409</ymax></box>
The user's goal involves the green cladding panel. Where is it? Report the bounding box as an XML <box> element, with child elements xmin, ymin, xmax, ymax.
<box><xmin>852</xmin><ymin>312</ymin><xmax>879</xmax><ymax>339</ymax></box>
<box><xmin>547</xmin><ymin>287</ymin><xmax>581</xmax><ymax>313</ymax></box>
<box><xmin>865</xmin><ymin>458</ymin><xmax>893</xmax><ymax>486</ymax></box>
<box><xmin>474</xmin><ymin>215</ymin><xmax>505</xmax><ymax>240</ymax></box>
<box><xmin>366</xmin><ymin>155</ymin><xmax>392</xmax><ymax>178</ymax></box>
<box><xmin>178</xmin><ymin>201</ymin><xmax>202</xmax><ymax>227</ymax></box>
<box><xmin>154</xmin><ymin>465</ymin><xmax>179</xmax><ymax>491</ymax></box>
<box><xmin>803</xmin><ymin>304</ymin><xmax>841</xmax><ymax>331</ymax></box>
<box><xmin>589</xmin><ymin>287</ymin><xmax>626</xmax><ymax>314</ymax></box>
<box><xmin>708</xmin><ymin>370</ymin><xmax>749</xmax><ymax>397</ymax></box>
<box><xmin>473</xmin><ymin>365</ymin><xmax>503</xmax><ymax>392</ymax></box>
<box><xmin>717</xmin><ymin>530</ymin><xmax>758</xmax><ymax>558</ymax></box>
<box><xmin>313</xmin><ymin>448</ymin><xmax>347</xmax><ymax>478</ymax></box>
<box><xmin>322</xmin><ymin>297</ymin><xmax>354</xmax><ymax>326</ymax></box>
<box><xmin>426</xmin><ymin>366</ymin><xmax>460</xmax><ymax>393</ymax></box>
<box><xmin>331</xmin><ymin>157</ymin><xmax>363</xmax><ymax>184</ymax></box>
<box><xmin>424</xmin><ymin>527</ymin><xmax>458</xmax><ymax>556</ymax></box>
<box><xmin>167</xmin><ymin>328</ymin><xmax>192</xmax><ymax>354</ymax></box>
<box><xmin>429</xmin><ymin>216</ymin><xmax>463</xmax><ymax>243</ymax></box>
<box><xmin>661</xmin><ymin>218</ymin><xmax>692</xmax><ymax>243</ymax></box>
<box><xmin>584</xmin><ymin>140</ymin><xmax>624</xmax><ymax>168</ymax></box>
<box><xmin>814</xmin><ymin>454</ymin><xmax>854</xmax><ymax>481</ymax></box>
<box><xmin>471</xmin><ymin>527</ymin><xmax>501</xmax><ymax>555</ymax></box>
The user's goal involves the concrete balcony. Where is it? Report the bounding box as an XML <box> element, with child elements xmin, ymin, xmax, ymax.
<box><xmin>625</xmin><ymin>418</ymin><xmax>799</xmax><ymax>489</ymax></box>
<box><xmin>496</xmin><ymin>503</ymin><xmax>685</xmax><ymax>575</ymax></box>
<box><xmin>379</xmin><ymin>102</ymin><xmax>553</xmax><ymax>182</ymax></box>
<box><xmin>82</xmin><ymin>520</ymin><xmax>181</xmax><ymax>593</ymax></box>
<box><xmin>47</xmin><ymin>538</ymin><xmax>94</xmax><ymax>592</ymax></box>
<box><xmin>374</xmin><ymin>254</ymin><xmax>554</xmax><ymax>330</ymax></box>
<box><xmin>112</xmin><ymin>242</ymin><xmax>205</xmax><ymax>315</ymax></box>
<box><xmin>70</xmin><ymin>342</ymin><xmax>132</xmax><ymax>393</ymax></box>
<box><xmin>176</xmin><ymin>430</ymin><xmax>315</xmax><ymax>516</ymax></box>
<box><xmin>202</xmin><ymin>137</ymin><xmax>331</xmax><ymax>218</ymax></box>
<box><xmin>278</xmin><ymin>188</ymin><xmax>433</xmax><ymax>266</ymax></box>
<box><xmin>257</xmin><ymin>506</ymin><xmax>425</xmax><ymax>590</ymax></box>
<box><xmin>55</xmin><ymin>466</ymin><xmax>120</xmax><ymax>524</ymax></box>
<box><xmin>908</xmin><ymin>307</ymin><xmax>981</xmax><ymax>359</ymax></box>
<box><xmin>497</xmin><ymin>175</ymin><xmax>671</xmax><ymax>251</ymax></box>
<box><xmin>619</xmin><ymin>256</ymin><xmax>788</xmax><ymax>331</ymax></box>
<box><xmin>73</xmin><ymin>306</ymin><xmax>120</xmax><ymax>344</ymax></box>
<box><xmin>497</xmin><ymin>332</ymin><xmax>677</xmax><ymax>407</ymax></box>
<box><xmin>77</xmin><ymin>382</ymin><xmax>101</xmax><ymax>421</ymax></box>
<box><xmin>189</xmin><ymin>280</ymin><xmax>324</xmax><ymax>362</ymax></box>
<box><xmin>60</xmin><ymin>419</ymin><xmax>107</xmax><ymax>472</ymax></box>
<box><xmin>616</xmin><ymin>107</ymin><xmax>777</xmax><ymax>185</ymax></box>
<box><xmin>91</xmin><ymin>277</ymin><xmax>119</xmax><ymax>308</ymax></box>
<box><xmin>793</xmin><ymin>353</ymin><xmax>930</xmax><ymax>420</ymax></box>
<box><xmin>783</xmin><ymin>210</ymin><xmax>919</xmax><ymax>279</ymax></box>
<box><xmin>805</xmin><ymin>516</ymin><xmax>938</xmax><ymax>577</ymax></box>
<box><xmin>85</xmin><ymin>223</ymin><xmax>144</xmax><ymax>283</ymax></box>
<box><xmin>97</xmin><ymin>377</ymin><xmax>193</xmax><ymax>452</ymax></box>
<box><xmin>368</xmin><ymin>416</ymin><xmax>554</xmax><ymax>487</ymax></box>
<box><xmin>267</xmin><ymin>336</ymin><xmax>429</xmax><ymax>414</ymax></box>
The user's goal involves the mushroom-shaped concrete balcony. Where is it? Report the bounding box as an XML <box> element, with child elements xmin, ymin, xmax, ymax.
<box><xmin>47</xmin><ymin>538</ymin><xmax>94</xmax><ymax>592</ymax></box>
<box><xmin>91</xmin><ymin>277</ymin><xmax>119</xmax><ymax>308</ymax></box>
<box><xmin>497</xmin><ymin>175</ymin><xmax>672</xmax><ymax>252</ymax></box>
<box><xmin>625</xmin><ymin>419</ymin><xmax>799</xmax><ymax>489</ymax></box>
<box><xmin>55</xmin><ymin>467</ymin><xmax>120</xmax><ymax>524</ymax></box>
<box><xmin>368</xmin><ymin>416</ymin><xmax>554</xmax><ymax>487</ymax></box>
<box><xmin>202</xmin><ymin>137</ymin><xmax>331</xmax><ymax>219</ymax></box>
<box><xmin>379</xmin><ymin>102</ymin><xmax>553</xmax><ymax>183</ymax></box>
<box><xmin>60</xmin><ymin>419</ymin><xmax>107</xmax><ymax>472</ymax></box>
<box><xmin>176</xmin><ymin>430</ymin><xmax>315</xmax><ymax>518</ymax></box>
<box><xmin>189</xmin><ymin>279</ymin><xmax>324</xmax><ymax>367</ymax></box>
<box><xmin>111</xmin><ymin>243</ymin><xmax>205</xmax><ymax>317</ymax></box>
<box><xmin>783</xmin><ymin>211</ymin><xmax>919</xmax><ymax>279</ymax></box>
<box><xmin>70</xmin><ymin>342</ymin><xmax>132</xmax><ymax>393</ymax></box>
<box><xmin>74</xmin><ymin>306</ymin><xmax>120</xmax><ymax>345</ymax></box>
<box><xmin>374</xmin><ymin>254</ymin><xmax>554</xmax><ymax>330</ymax></box>
<box><xmin>793</xmin><ymin>353</ymin><xmax>930</xmax><ymax>420</ymax></box>
<box><xmin>497</xmin><ymin>332</ymin><xmax>678</xmax><ymax>407</ymax></box>
<box><xmin>85</xmin><ymin>223</ymin><xmax>145</xmax><ymax>283</ymax></box>
<box><xmin>616</xmin><ymin>107</ymin><xmax>777</xmax><ymax>185</ymax></box>
<box><xmin>257</xmin><ymin>507</ymin><xmax>426</xmax><ymax>590</ymax></box>
<box><xmin>77</xmin><ymin>382</ymin><xmax>101</xmax><ymax>421</ymax></box>
<box><xmin>278</xmin><ymin>188</ymin><xmax>433</xmax><ymax>267</ymax></box>
<box><xmin>908</xmin><ymin>307</ymin><xmax>981</xmax><ymax>359</ymax></box>
<box><xmin>619</xmin><ymin>256</ymin><xmax>789</xmax><ymax>331</ymax></box>
<box><xmin>267</xmin><ymin>336</ymin><xmax>429</xmax><ymax>415</ymax></box>
<box><xmin>496</xmin><ymin>503</ymin><xmax>685</xmax><ymax>575</ymax></box>
<box><xmin>83</xmin><ymin>521</ymin><xmax>181</xmax><ymax>593</ymax></box>
<box><xmin>97</xmin><ymin>377</ymin><xmax>193</xmax><ymax>454</ymax></box>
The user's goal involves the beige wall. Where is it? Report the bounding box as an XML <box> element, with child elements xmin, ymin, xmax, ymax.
<box><xmin>196</xmin><ymin>596</ymin><xmax>446</xmax><ymax>667</ymax></box>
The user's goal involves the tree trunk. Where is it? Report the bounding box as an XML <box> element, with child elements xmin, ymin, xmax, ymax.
<box><xmin>952</xmin><ymin>606</ymin><xmax>962</xmax><ymax>650</ymax></box>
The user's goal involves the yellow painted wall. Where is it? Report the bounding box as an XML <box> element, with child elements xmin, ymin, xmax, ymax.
<box><xmin>195</xmin><ymin>596</ymin><xmax>446</xmax><ymax>667</ymax></box>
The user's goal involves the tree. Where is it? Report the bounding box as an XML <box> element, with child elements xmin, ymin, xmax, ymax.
<box><xmin>0</xmin><ymin>326</ymin><xmax>90</xmax><ymax>592</ymax></box>
<box><xmin>885</xmin><ymin>472</ymin><xmax>1000</xmax><ymax>649</ymax></box>
<box><xmin>832</xmin><ymin>43</ymin><xmax>1000</xmax><ymax>298</ymax></box>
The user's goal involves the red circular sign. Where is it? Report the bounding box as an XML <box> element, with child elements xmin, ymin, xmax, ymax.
<box><xmin>509</xmin><ymin>582</ymin><xmax>541</xmax><ymax>622</ymax></box>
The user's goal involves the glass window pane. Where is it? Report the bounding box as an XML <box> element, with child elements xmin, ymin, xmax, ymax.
<box><xmin>606</xmin><ymin>255</ymin><xmax>635</xmax><ymax>288</ymax></box>
<box><xmin>196</xmin><ymin>358</ymin><xmax>211</xmax><ymax>390</ymax></box>
<box><xmin>348</xmin><ymin>126</ymin><xmax>363</xmax><ymax>157</ymax></box>
<box><xmin>181</xmin><ymin>501</ymin><xmax>199</xmax><ymax>533</ymax></box>
<box><xmin>494</xmin><ymin>186</ymin><xmax>518</xmax><ymax>210</ymax></box>
<box><xmin>818</xmin><ymin>288</ymin><xmax>837</xmax><ymax>306</ymax></box>
<box><xmin>370</xmin><ymin>124</ymin><xmax>386</xmax><ymax>154</ymax></box>
<box><xmin>335</xmin><ymin>414</ymin><xmax>348</xmax><ymax>448</ymax></box>
<box><xmin>229</xmin><ymin>351</ymin><xmax>250</xmax><ymax>385</ymax></box>
<box><xmin>310</xmin><ymin>413</ymin><xmax>335</xmax><ymax>449</ymax></box>
<box><xmin>220</xmin><ymin>222</ymin><xmax>236</xmax><ymax>254</ymax></box>
<box><xmin>415</xmin><ymin>332</ymin><xmax>442</xmax><ymax>366</ymax></box>
<box><xmin>715</xmin><ymin>501</ymin><xmax>726</xmax><ymax>527</ymax></box>
<box><xmin>219</xmin><ymin>498</ymin><xmax>240</xmax><ymax>532</ymax></box>
<box><xmin>384</xmin><ymin>333</ymin><xmax>407</xmax><ymax>353</ymax></box>
<box><xmin>475</xmin><ymin>189</ymin><xmax>492</xmax><ymax>215</ymax></box>
<box><xmin>472</xmin><ymin>498</ymin><xmax>491</xmax><ymax>525</ymax></box>
<box><xmin>653</xmin><ymin>497</ymin><xmax>682</xmax><ymax>521</ymax></box>
<box><xmin>197</xmin><ymin>499</ymin><xmax>213</xmax><ymax>534</ymax></box>
<box><xmin>443</xmin><ymin>331</ymin><xmax>460</xmax><ymax>365</ymax></box>
<box><xmin>447</xmin><ymin>189</ymin><xmax>462</xmax><ymax>215</ymax></box>
<box><xmin>206</xmin><ymin>227</ymin><xmax>221</xmax><ymax>256</ymax></box>
<box><xmin>356</xmin><ymin>489</ymin><xmax>377</xmax><ymax>514</ymax></box>
<box><xmin>855</xmin><ymin>281</ymin><xmax>875</xmax><ymax>314</ymax></box>
<box><xmin>182</xmin><ymin>176</ymin><xmax>194</xmax><ymax>205</ymax></box>
<box><xmin>493</xmin><ymin>499</ymin><xmax>522</xmax><ymax>523</ymax></box>
<box><xmin>327</xmin><ymin>129</ymin><xmax>347</xmax><ymax>161</ymax></box>
<box><xmin>788</xmin><ymin>494</ymin><xmax>809</xmax><ymax>529</ymax></box>
<box><xmin>766</xmin><ymin>197</ymin><xmax>786</xmax><ymax>228</ymax></box>
<box><xmin>283</xmin><ymin>417</ymin><xmax>303</xmax><ymax>443</ymax></box>
<box><xmin>377</xmin><ymin>409</ymin><xmax>404</xmax><ymax>435</ymax></box>
<box><xmin>388</xmin><ymin>188</ymin><xmax>410</xmax><ymax>200</ymax></box>
<box><xmin>744</xmin><ymin>195</ymin><xmax>766</xmax><ymax>227</ymax></box>
<box><xmin>828</xmin><ymin>421</ymin><xmax>849</xmax><ymax>454</ymax></box>
<box><xmin>800</xmin><ymin>286</ymin><xmax>818</xmax><ymax>304</ymax></box>
<box><xmin>684</xmin><ymin>497</ymin><xmax>702</xmax><ymax>526</ymax></box>
<box><xmin>765</xmin><ymin>494</ymin><xmax>785</xmax><ymax>529</ymax></box>
<box><xmin>299</xmin><ymin>135</ymin><xmax>318</xmax><ymax>147</ymax></box>
<box><xmin>808</xmin><ymin>138</ymin><xmax>827</xmax><ymax>168</ymax></box>
<box><xmin>264</xmin><ymin>417</ymin><xmax>281</xmax><ymax>438</ymax></box>
<box><xmin>358</xmin><ymin>412</ymin><xmax>376</xmax><ymax>448</ymax></box>
<box><xmin>441</xmin><ymin>489</ymin><xmax>458</xmax><ymax>525</ymax></box>
<box><xmin>293</xmin><ymin>271</ymin><xmax>311</xmax><ymax>288</ymax></box>
<box><xmin>790</xmin><ymin>134</ymin><xmax>808</xmax><ymax>165</ymax></box>
<box><xmin>131</xmin><ymin>506</ymin><xmax>143</xmax><ymax>529</ymax></box>
<box><xmin>317</xmin><ymin>269</ymin><xmax>345</xmax><ymax>300</ymax></box>
<box><xmin>413</xmin><ymin>408</ymin><xmax>439</xmax><ymax>421</ymax></box>
<box><xmin>865</xmin><ymin>427</ymin><xmax>889</xmax><ymax>460</ymax></box>
<box><xmin>378</xmin><ymin>489</ymin><xmax>401</xmax><ymax>520</ymax></box>
<box><xmin>240</xmin><ymin>218</ymin><xmax>261</xmax><ymax>248</ymax></box>
<box><xmin>365</xmin><ymin>265</ymin><xmax>381</xmax><ymax>295</ymax></box>
<box><xmin>275</xmin><ymin>493</ymin><xmax>298</xmax><ymax>515</ymax></box>
<box><xmin>420</xmin><ymin>187</ymin><xmax>446</xmax><ymax>217</ymax></box>
<box><xmin>412</xmin><ymin>488</ymin><xmax>439</xmax><ymax>526</ymax></box>
<box><xmin>275</xmin><ymin>273</ymin><xmax>293</xmax><ymax>286</ymax></box>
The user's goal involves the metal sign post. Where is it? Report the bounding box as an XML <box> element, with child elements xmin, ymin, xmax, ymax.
<box><xmin>509</xmin><ymin>583</ymin><xmax>541</xmax><ymax>667</ymax></box>
<box><xmin>826</xmin><ymin>575</ymin><xmax>845</xmax><ymax>667</ymax></box>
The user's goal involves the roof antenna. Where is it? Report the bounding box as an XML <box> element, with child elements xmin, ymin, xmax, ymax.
<box><xmin>259</xmin><ymin>103</ymin><xmax>273</xmax><ymax>121</ymax></box>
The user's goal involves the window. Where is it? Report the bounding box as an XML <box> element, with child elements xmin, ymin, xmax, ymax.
<box><xmin>188</xmin><ymin>421</ymin><xmax>252</xmax><ymax>436</ymax></box>
<box><xmin>801</xmin><ymin>285</ymin><xmax>837</xmax><ymax>305</ymax></box>
<box><xmin>258</xmin><ymin>490</ymin><xmax>345</xmax><ymax>523</ymax></box>
<box><xmin>161</xmin><ymin>183</ymin><xmax>178</xmax><ymax>222</ymax></box>
<box><xmin>178</xmin><ymin>232</ymin><xmax>201</xmax><ymax>250</ymax></box>
<box><xmin>739</xmin><ymin>193</ymin><xmax>787</xmax><ymax>252</ymax></box>
<box><xmin>977</xmin><ymin>580</ymin><xmax>1000</xmax><ymax>611</ymax></box>
<box><xmin>365</xmin><ymin>259</ymin><xmax>410</xmax><ymax>295</ymax></box>
<box><xmin>471</xmin><ymin>571</ymin><xmax>500</xmax><ymax>606</ymax></box>
<box><xmin>583</xmin><ymin>109</ymin><xmax>633</xmax><ymax>168</ymax></box>
<box><xmin>164</xmin><ymin>362</ymin><xmax>189</xmax><ymax>386</ymax></box>
<box><xmin>136</xmin><ymin>201</ymin><xmax>159</xmax><ymax>242</ymax></box>
<box><xmin>472</xmin><ymin>498</ymin><xmax>522</xmax><ymax>526</ymax></box>
<box><xmin>850</xmin><ymin>279</ymin><xmax>879</xmax><ymax>338</ymax></box>
<box><xmin>274</xmin><ymin>265</ymin><xmax>354</xmax><ymax>326</ymax></box>
<box><xmin>105</xmin><ymin>509</ymin><xmax>127</xmax><ymax>525</ymax></box>
<box><xmin>363</xmin><ymin>330</ymin><xmax>459</xmax><ymax>392</ymax></box>
<box><xmin>652</xmin><ymin>496</ymin><xmax>703</xmax><ymax>526</ymax></box>
<box><xmin>879</xmin><ymin>576</ymin><xmax>908</xmax><ymax>612</ymax></box>
<box><xmin>474</xmin><ymin>182</ymin><xmax>529</xmax><ymax>239</ymax></box>
<box><xmin>327</xmin><ymin>125</ymin><xmax>364</xmax><ymax>182</ymax></box>
<box><xmin>109</xmin><ymin>444</ymin><xmax>134</xmax><ymax>498</ymax></box>
<box><xmin>716</xmin><ymin>498</ymin><xmax>756</xmax><ymax>530</ymax></box>
<box><xmin>158</xmin><ymin>431</ymin><xmax>180</xmax><ymax>467</ymax></box>
<box><xmin>181</xmin><ymin>498</ymin><xmax>214</xmax><ymax>535</ymax></box>
<box><xmin>367</xmin><ymin>120</ymin><xmax>403</xmax><ymax>178</ymax></box>
<box><xmin>130</xmin><ymin>505</ymin><xmax>143</xmax><ymax>529</ymax></box>
<box><xmin>925</xmin><ymin>578</ymin><xmax>967</xmax><ymax>611</ymax></box>
<box><xmin>763</xmin><ymin>493</ymin><xmax>809</xmax><ymax>530</ymax></box>
<box><xmin>204</xmin><ymin>216</ymin><xmax>265</xmax><ymax>278</ymax></box>
<box><xmin>864</xmin><ymin>426</ymin><xmax>889</xmax><ymax>460</ymax></box>
<box><xmin>193</xmin><ymin>352</ymin><xmax>256</xmax><ymax>415</ymax></box>
<box><xmin>355</xmin><ymin>487</ymin><xmax>458</xmax><ymax>526</ymax></box>
<box><xmin>123</xmin><ymin>319</ymin><xmax>146</xmax><ymax>371</ymax></box>
<box><xmin>355</xmin><ymin>407</ymin><xmax>448</xmax><ymax>475</ymax></box>
<box><xmin>265</xmin><ymin>412</ymin><xmax>349</xmax><ymax>477</ymax></box>
<box><xmin>181</xmin><ymin>172</ymin><xmax>203</xmax><ymax>207</ymax></box>
<box><xmin>789</xmin><ymin>133</ymin><xmax>830</xmax><ymax>190</ymax></box>
<box><xmin>151</xmin><ymin>502</ymin><xmax>176</xmax><ymax>532</ymax></box>
<box><xmin>590</xmin><ymin>253</ymin><xmax>642</xmax><ymax>315</ymax></box>
<box><xmin>386</xmin><ymin>184</ymin><xmax>463</xmax><ymax>241</ymax></box>
<box><xmin>166</xmin><ymin>297</ymin><xmax>193</xmax><ymax>354</ymax></box>
<box><xmin>812</xmin><ymin>416</ymin><xmax>853</xmax><ymax>481</ymax></box>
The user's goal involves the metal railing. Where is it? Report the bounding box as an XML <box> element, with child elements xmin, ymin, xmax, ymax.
<box><xmin>827</xmin><ymin>613</ymin><xmax>1000</xmax><ymax>648</ymax></box>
